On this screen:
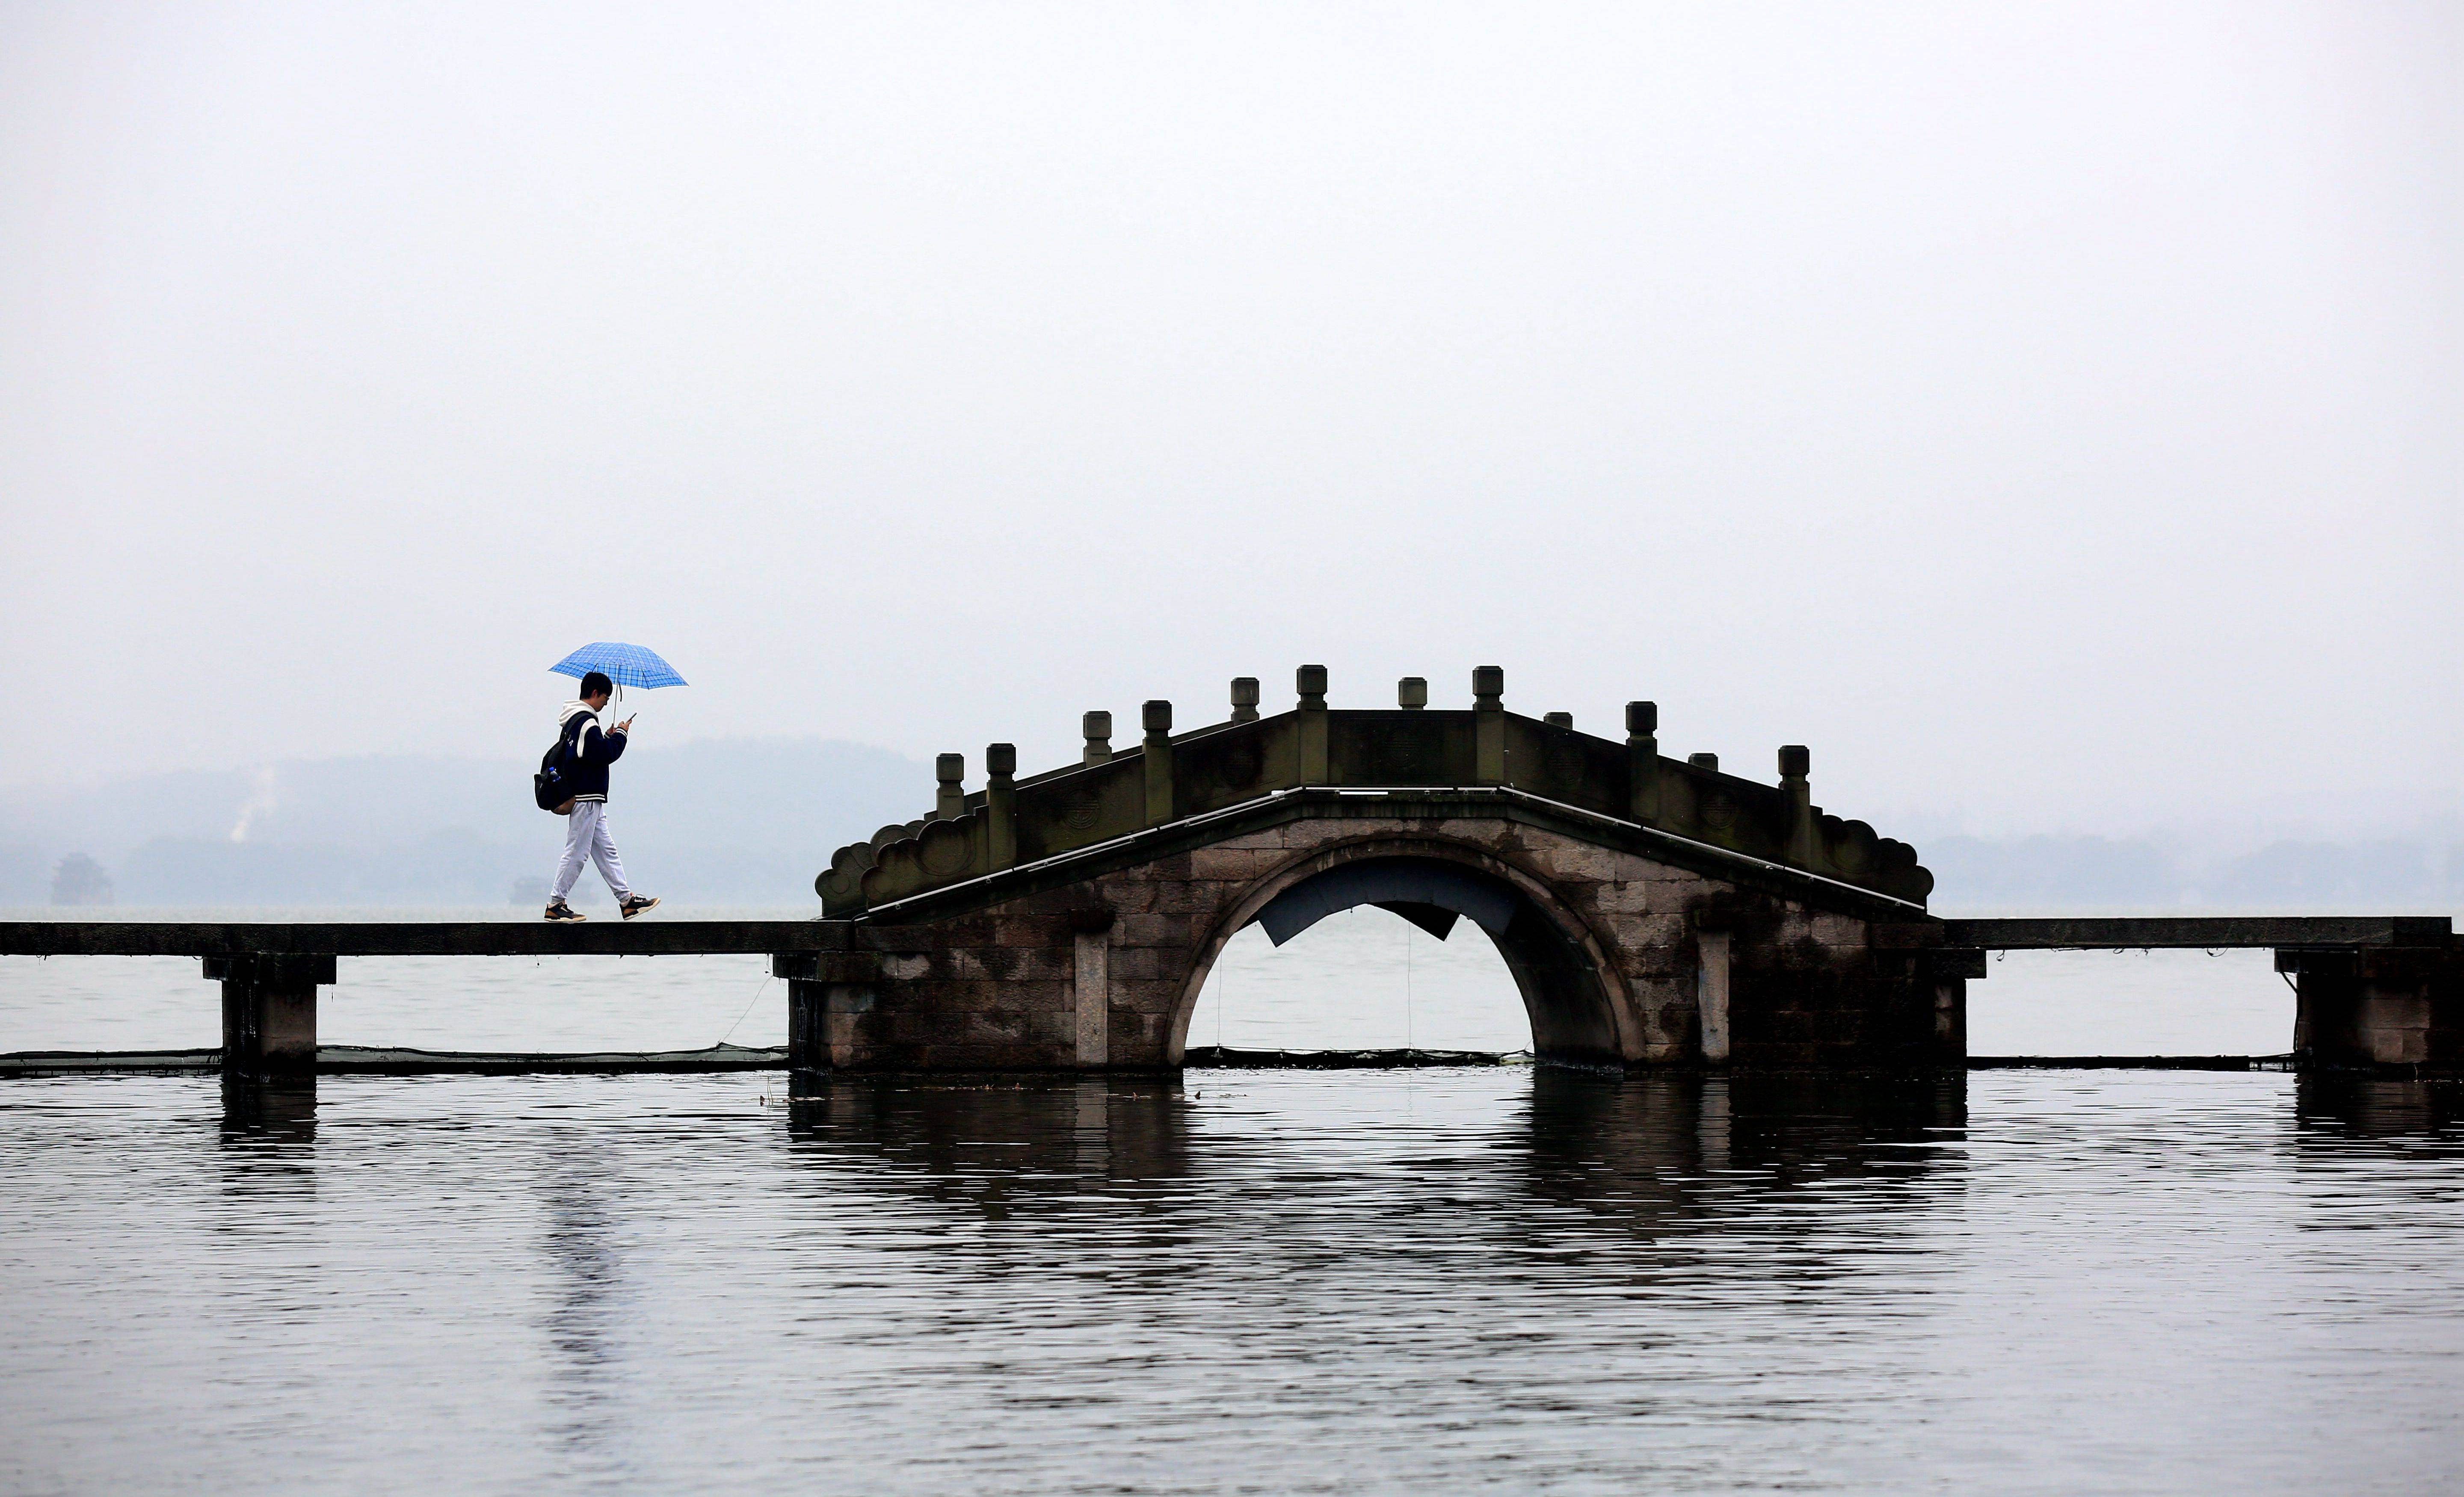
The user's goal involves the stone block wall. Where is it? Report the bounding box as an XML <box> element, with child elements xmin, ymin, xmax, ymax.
<box><xmin>2293</xmin><ymin>947</ymin><xmax>2464</xmax><ymax>1069</ymax></box>
<box><xmin>809</xmin><ymin>811</ymin><xmax>1950</xmax><ymax>1072</ymax></box>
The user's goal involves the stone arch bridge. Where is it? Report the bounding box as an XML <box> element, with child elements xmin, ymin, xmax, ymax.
<box><xmin>790</xmin><ymin>667</ymin><xmax>1965</xmax><ymax>1072</ymax></box>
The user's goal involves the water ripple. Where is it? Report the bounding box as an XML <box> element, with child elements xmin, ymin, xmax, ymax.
<box><xmin>3</xmin><ymin>1069</ymin><xmax>2460</xmax><ymax>1494</ymax></box>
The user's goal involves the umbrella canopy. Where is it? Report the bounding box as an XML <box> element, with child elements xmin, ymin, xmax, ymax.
<box><xmin>549</xmin><ymin>642</ymin><xmax>688</xmax><ymax>690</ymax></box>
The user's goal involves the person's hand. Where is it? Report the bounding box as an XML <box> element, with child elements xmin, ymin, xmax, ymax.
<box><xmin>618</xmin><ymin>716</ymin><xmax>636</xmax><ymax>732</ymax></box>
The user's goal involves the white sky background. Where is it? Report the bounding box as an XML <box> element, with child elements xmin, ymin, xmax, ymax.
<box><xmin>2</xmin><ymin>2</ymin><xmax>2456</xmax><ymax>838</ymax></box>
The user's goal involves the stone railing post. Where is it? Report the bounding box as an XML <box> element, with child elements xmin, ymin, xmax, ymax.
<box><xmin>1229</xmin><ymin>677</ymin><xmax>1259</xmax><ymax>724</ymax></box>
<box><xmin>1626</xmin><ymin>701</ymin><xmax>1660</xmax><ymax>823</ymax></box>
<box><xmin>1083</xmin><ymin>711</ymin><xmax>1114</xmax><ymax>764</ymax></box>
<box><xmin>1473</xmin><ymin>666</ymin><xmax>1505</xmax><ymax>783</ymax></box>
<box><xmin>935</xmin><ymin>753</ymin><xmax>966</xmax><ymax>820</ymax></box>
<box><xmin>1779</xmin><ymin>745</ymin><xmax>1816</xmax><ymax>867</ymax></box>
<box><xmin>1142</xmin><ymin>700</ymin><xmax>1175</xmax><ymax>824</ymax></box>
<box><xmin>1398</xmin><ymin>677</ymin><xmax>1427</xmax><ymax>709</ymax></box>
<box><xmin>1297</xmin><ymin>665</ymin><xmax>1330</xmax><ymax>781</ymax></box>
<box><xmin>986</xmin><ymin>742</ymin><xmax>1018</xmax><ymax>869</ymax></box>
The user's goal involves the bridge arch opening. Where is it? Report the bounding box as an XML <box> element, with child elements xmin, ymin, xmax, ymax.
<box><xmin>1169</xmin><ymin>842</ymin><xmax>1638</xmax><ymax>1069</ymax></box>
<box><xmin>1185</xmin><ymin>905</ymin><xmax>1529</xmax><ymax>1055</ymax></box>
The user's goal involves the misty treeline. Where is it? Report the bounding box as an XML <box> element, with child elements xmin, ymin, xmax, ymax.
<box><xmin>3</xmin><ymin>740</ymin><xmax>2456</xmax><ymax>911</ymax></box>
<box><xmin>1921</xmin><ymin>836</ymin><xmax>2464</xmax><ymax>911</ymax></box>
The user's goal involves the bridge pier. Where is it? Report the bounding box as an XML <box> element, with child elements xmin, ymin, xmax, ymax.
<box><xmin>1927</xmin><ymin>949</ymin><xmax>1983</xmax><ymax>1058</ymax></box>
<box><xmin>780</xmin><ymin>952</ymin><xmax>882</xmax><ymax>1072</ymax></box>
<box><xmin>1070</xmin><ymin>909</ymin><xmax>1114</xmax><ymax>1068</ymax></box>
<box><xmin>1693</xmin><ymin>926</ymin><xmax>1732</xmax><ymax>1062</ymax></box>
<box><xmin>2285</xmin><ymin>947</ymin><xmax>2464</xmax><ymax>1070</ymax></box>
<box><xmin>204</xmin><ymin>954</ymin><xmax>334</xmax><ymax>1077</ymax></box>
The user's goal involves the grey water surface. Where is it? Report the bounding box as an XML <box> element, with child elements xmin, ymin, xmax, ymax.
<box><xmin>5</xmin><ymin>1068</ymin><xmax>2462</xmax><ymax>1494</ymax></box>
<box><xmin>3</xmin><ymin>913</ymin><xmax>2460</xmax><ymax>1492</ymax></box>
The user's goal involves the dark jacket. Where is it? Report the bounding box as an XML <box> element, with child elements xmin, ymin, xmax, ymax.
<box><xmin>556</xmin><ymin>705</ymin><xmax>628</xmax><ymax>801</ymax></box>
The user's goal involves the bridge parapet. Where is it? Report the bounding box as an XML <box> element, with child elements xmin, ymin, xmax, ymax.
<box><xmin>820</xmin><ymin>667</ymin><xmax>1931</xmax><ymax>915</ymax></box>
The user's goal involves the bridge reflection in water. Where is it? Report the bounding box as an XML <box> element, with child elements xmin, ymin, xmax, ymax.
<box><xmin>2294</xmin><ymin>1073</ymin><xmax>2464</xmax><ymax>1139</ymax></box>
<box><xmin>782</xmin><ymin>1069</ymin><xmax>1973</xmax><ymax>1254</ymax></box>
<box><xmin>86</xmin><ymin>1067</ymin><xmax>2464</xmax><ymax>1491</ymax></box>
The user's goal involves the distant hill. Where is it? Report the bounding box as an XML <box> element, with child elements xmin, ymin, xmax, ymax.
<box><xmin>1922</xmin><ymin>834</ymin><xmax>2462</xmax><ymax>911</ymax></box>
<box><xmin>0</xmin><ymin>738</ymin><xmax>932</xmax><ymax>906</ymax></box>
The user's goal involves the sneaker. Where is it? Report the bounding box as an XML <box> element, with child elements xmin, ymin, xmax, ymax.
<box><xmin>544</xmin><ymin>900</ymin><xmax>586</xmax><ymax>922</ymax></box>
<box><xmin>619</xmin><ymin>895</ymin><xmax>660</xmax><ymax>920</ymax></box>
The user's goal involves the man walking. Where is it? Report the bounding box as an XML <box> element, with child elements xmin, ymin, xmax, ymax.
<box><xmin>545</xmin><ymin>670</ymin><xmax>657</xmax><ymax>921</ymax></box>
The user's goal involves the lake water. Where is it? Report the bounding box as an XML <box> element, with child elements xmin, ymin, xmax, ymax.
<box><xmin>4</xmin><ymin>908</ymin><xmax>2459</xmax><ymax>1493</ymax></box>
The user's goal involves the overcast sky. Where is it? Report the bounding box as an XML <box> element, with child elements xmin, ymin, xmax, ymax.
<box><xmin>3</xmin><ymin>1</ymin><xmax>2455</xmax><ymax>838</ymax></box>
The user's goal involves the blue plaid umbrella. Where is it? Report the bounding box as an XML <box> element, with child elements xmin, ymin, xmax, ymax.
<box><xmin>549</xmin><ymin>642</ymin><xmax>688</xmax><ymax>692</ymax></box>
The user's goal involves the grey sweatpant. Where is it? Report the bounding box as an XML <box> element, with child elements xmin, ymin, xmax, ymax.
<box><xmin>552</xmin><ymin>800</ymin><xmax>631</xmax><ymax>902</ymax></box>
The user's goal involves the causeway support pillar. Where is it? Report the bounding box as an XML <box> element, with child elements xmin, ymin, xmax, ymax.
<box><xmin>206</xmin><ymin>954</ymin><xmax>335</xmax><ymax>1078</ymax></box>
<box><xmin>1927</xmin><ymin>949</ymin><xmax>1983</xmax><ymax>1063</ymax></box>
<box><xmin>2286</xmin><ymin>947</ymin><xmax>2464</xmax><ymax>1070</ymax></box>
<box><xmin>779</xmin><ymin>951</ymin><xmax>882</xmax><ymax>1071</ymax></box>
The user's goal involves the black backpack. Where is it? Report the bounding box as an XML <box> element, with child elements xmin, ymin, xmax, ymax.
<box><xmin>534</xmin><ymin>722</ymin><xmax>578</xmax><ymax>812</ymax></box>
